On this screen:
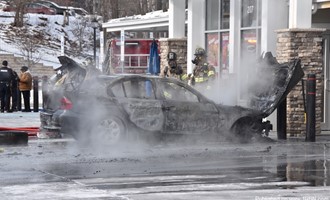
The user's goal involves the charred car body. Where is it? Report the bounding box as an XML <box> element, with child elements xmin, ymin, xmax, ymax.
<box><xmin>40</xmin><ymin>52</ymin><xmax>304</xmax><ymax>143</ymax></box>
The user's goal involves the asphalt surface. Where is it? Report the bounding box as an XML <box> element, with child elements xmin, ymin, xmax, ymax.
<box><xmin>1</xmin><ymin>111</ymin><xmax>330</xmax><ymax>140</ymax></box>
<box><xmin>1</xmin><ymin>112</ymin><xmax>330</xmax><ymax>200</ymax></box>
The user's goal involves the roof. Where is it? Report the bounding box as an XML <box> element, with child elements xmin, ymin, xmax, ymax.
<box><xmin>102</xmin><ymin>10</ymin><xmax>169</xmax><ymax>32</ymax></box>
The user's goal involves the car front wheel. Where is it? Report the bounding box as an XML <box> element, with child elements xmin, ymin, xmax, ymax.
<box><xmin>230</xmin><ymin>117</ymin><xmax>262</xmax><ymax>143</ymax></box>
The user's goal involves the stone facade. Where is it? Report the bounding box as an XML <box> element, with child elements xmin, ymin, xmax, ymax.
<box><xmin>276</xmin><ymin>28</ymin><xmax>325</xmax><ymax>136</ymax></box>
<box><xmin>159</xmin><ymin>38</ymin><xmax>187</xmax><ymax>77</ymax></box>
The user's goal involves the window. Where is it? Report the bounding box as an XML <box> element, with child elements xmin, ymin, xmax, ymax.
<box><xmin>241</xmin><ymin>0</ymin><xmax>261</xmax><ymax>28</ymax></box>
<box><xmin>111</xmin><ymin>82</ymin><xmax>125</xmax><ymax>98</ymax></box>
<box><xmin>221</xmin><ymin>0</ymin><xmax>230</xmax><ymax>29</ymax></box>
<box><xmin>162</xmin><ymin>82</ymin><xmax>199</xmax><ymax>102</ymax></box>
<box><xmin>205</xmin><ymin>0</ymin><xmax>230</xmax><ymax>78</ymax></box>
<box><xmin>220</xmin><ymin>32</ymin><xmax>229</xmax><ymax>74</ymax></box>
<box><xmin>206</xmin><ymin>0</ymin><xmax>230</xmax><ymax>30</ymax></box>
<box><xmin>122</xmin><ymin>79</ymin><xmax>155</xmax><ymax>99</ymax></box>
<box><xmin>206</xmin><ymin>0</ymin><xmax>219</xmax><ymax>30</ymax></box>
<box><xmin>206</xmin><ymin>33</ymin><xmax>219</xmax><ymax>69</ymax></box>
<box><xmin>240</xmin><ymin>0</ymin><xmax>262</xmax><ymax>100</ymax></box>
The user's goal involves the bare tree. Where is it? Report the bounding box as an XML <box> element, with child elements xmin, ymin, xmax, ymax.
<box><xmin>69</xmin><ymin>17</ymin><xmax>89</xmax><ymax>55</ymax></box>
<box><xmin>109</xmin><ymin>0</ymin><xmax>119</xmax><ymax>19</ymax></box>
<box><xmin>12</xmin><ymin>0</ymin><xmax>29</xmax><ymax>27</ymax></box>
<box><xmin>99</xmin><ymin>0</ymin><xmax>111</xmax><ymax>21</ymax></box>
<box><xmin>14</xmin><ymin>28</ymin><xmax>45</xmax><ymax>67</ymax></box>
<box><xmin>141</xmin><ymin>0</ymin><xmax>148</xmax><ymax>14</ymax></box>
<box><xmin>162</xmin><ymin>0</ymin><xmax>168</xmax><ymax>12</ymax></box>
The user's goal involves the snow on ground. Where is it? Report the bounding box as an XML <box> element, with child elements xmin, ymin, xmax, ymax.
<box><xmin>0</xmin><ymin>10</ymin><xmax>96</xmax><ymax>69</ymax></box>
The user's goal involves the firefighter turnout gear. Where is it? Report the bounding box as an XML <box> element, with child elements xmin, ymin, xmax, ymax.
<box><xmin>188</xmin><ymin>48</ymin><xmax>216</xmax><ymax>88</ymax></box>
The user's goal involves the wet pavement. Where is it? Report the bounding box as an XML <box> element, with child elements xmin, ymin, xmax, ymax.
<box><xmin>0</xmin><ymin>111</ymin><xmax>41</xmax><ymax>128</ymax></box>
<box><xmin>1</xmin><ymin>112</ymin><xmax>330</xmax><ymax>199</ymax></box>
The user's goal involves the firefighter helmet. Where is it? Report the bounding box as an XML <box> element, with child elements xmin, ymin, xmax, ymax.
<box><xmin>194</xmin><ymin>47</ymin><xmax>206</xmax><ymax>56</ymax></box>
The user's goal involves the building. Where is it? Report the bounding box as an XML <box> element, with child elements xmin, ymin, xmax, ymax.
<box><xmin>102</xmin><ymin>0</ymin><xmax>330</xmax><ymax>136</ymax></box>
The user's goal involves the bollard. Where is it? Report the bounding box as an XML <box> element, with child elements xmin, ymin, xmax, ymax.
<box><xmin>17</xmin><ymin>91</ymin><xmax>22</xmax><ymax>111</ymax></box>
<box><xmin>277</xmin><ymin>99</ymin><xmax>287</xmax><ymax>140</ymax></box>
<box><xmin>41</xmin><ymin>76</ymin><xmax>48</xmax><ymax>110</ymax></box>
<box><xmin>306</xmin><ymin>74</ymin><xmax>316</xmax><ymax>142</ymax></box>
<box><xmin>33</xmin><ymin>76</ymin><xmax>39</xmax><ymax>112</ymax></box>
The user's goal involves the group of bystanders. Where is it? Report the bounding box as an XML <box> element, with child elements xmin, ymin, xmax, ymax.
<box><xmin>0</xmin><ymin>60</ymin><xmax>32</xmax><ymax>113</ymax></box>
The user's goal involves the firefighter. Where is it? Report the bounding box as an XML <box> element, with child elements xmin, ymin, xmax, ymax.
<box><xmin>163</xmin><ymin>52</ymin><xmax>184</xmax><ymax>80</ymax></box>
<box><xmin>189</xmin><ymin>47</ymin><xmax>216</xmax><ymax>88</ymax></box>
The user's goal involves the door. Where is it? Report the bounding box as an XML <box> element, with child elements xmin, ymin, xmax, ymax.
<box><xmin>322</xmin><ymin>31</ymin><xmax>330</xmax><ymax>130</ymax></box>
<box><xmin>110</xmin><ymin>78</ymin><xmax>165</xmax><ymax>132</ymax></box>
<box><xmin>159</xmin><ymin>80</ymin><xmax>220</xmax><ymax>134</ymax></box>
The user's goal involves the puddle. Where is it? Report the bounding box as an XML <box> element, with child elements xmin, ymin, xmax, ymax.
<box><xmin>276</xmin><ymin>159</ymin><xmax>330</xmax><ymax>187</ymax></box>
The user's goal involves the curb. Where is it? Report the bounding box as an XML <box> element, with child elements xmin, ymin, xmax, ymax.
<box><xmin>0</xmin><ymin>131</ymin><xmax>28</xmax><ymax>145</ymax></box>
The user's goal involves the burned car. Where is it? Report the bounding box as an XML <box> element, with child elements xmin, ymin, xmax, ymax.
<box><xmin>40</xmin><ymin>56</ymin><xmax>86</xmax><ymax>136</ymax></box>
<box><xmin>40</xmin><ymin>52</ymin><xmax>304</xmax><ymax>143</ymax></box>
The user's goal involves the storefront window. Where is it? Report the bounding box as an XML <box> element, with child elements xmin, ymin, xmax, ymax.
<box><xmin>206</xmin><ymin>0</ymin><xmax>219</xmax><ymax>30</ymax></box>
<box><xmin>240</xmin><ymin>29</ymin><xmax>261</xmax><ymax>99</ymax></box>
<box><xmin>220</xmin><ymin>32</ymin><xmax>229</xmax><ymax>75</ymax></box>
<box><xmin>241</xmin><ymin>30</ymin><xmax>257</xmax><ymax>54</ymax></box>
<box><xmin>257</xmin><ymin>0</ymin><xmax>261</xmax><ymax>26</ymax></box>
<box><xmin>241</xmin><ymin>0</ymin><xmax>259</xmax><ymax>28</ymax></box>
<box><xmin>221</xmin><ymin>0</ymin><xmax>230</xmax><ymax>29</ymax></box>
<box><xmin>206</xmin><ymin>33</ymin><xmax>219</xmax><ymax>75</ymax></box>
<box><xmin>205</xmin><ymin>0</ymin><xmax>230</xmax><ymax>78</ymax></box>
<box><xmin>206</xmin><ymin>32</ymin><xmax>229</xmax><ymax>78</ymax></box>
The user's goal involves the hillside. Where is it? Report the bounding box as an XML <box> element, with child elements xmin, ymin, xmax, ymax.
<box><xmin>0</xmin><ymin>10</ymin><xmax>97</xmax><ymax>70</ymax></box>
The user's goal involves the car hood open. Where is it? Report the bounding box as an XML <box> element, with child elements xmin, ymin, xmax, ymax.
<box><xmin>248</xmin><ymin>52</ymin><xmax>304</xmax><ymax>116</ymax></box>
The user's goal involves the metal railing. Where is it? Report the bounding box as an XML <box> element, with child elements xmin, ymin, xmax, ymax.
<box><xmin>112</xmin><ymin>54</ymin><xmax>150</xmax><ymax>69</ymax></box>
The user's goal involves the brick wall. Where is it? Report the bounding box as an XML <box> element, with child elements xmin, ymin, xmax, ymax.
<box><xmin>159</xmin><ymin>38</ymin><xmax>187</xmax><ymax>77</ymax></box>
<box><xmin>276</xmin><ymin>28</ymin><xmax>325</xmax><ymax>136</ymax></box>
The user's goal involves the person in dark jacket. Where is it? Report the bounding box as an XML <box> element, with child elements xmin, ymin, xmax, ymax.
<box><xmin>0</xmin><ymin>60</ymin><xmax>14</xmax><ymax>112</ymax></box>
<box><xmin>19</xmin><ymin>66</ymin><xmax>33</xmax><ymax>112</ymax></box>
<box><xmin>11</xmin><ymin>70</ymin><xmax>19</xmax><ymax>111</ymax></box>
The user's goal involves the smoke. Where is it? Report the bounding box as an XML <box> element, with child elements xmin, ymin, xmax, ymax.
<box><xmin>194</xmin><ymin>51</ymin><xmax>280</xmax><ymax>112</ymax></box>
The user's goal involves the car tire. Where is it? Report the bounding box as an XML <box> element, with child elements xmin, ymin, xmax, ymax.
<box><xmin>230</xmin><ymin>117</ymin><xmax>260</xmax><ymax>143</ymax></box>
<box><xmin>0</xmin><ymin>131</ymin><xmax>28</xmax><ymax>145</ymax></box>
<box><xmin>92</xmin><ymin>115</ymin><xmax>127</xmax><ymax>145</ymax></box>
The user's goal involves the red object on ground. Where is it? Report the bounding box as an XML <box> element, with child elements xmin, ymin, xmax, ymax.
<box><xmin>0</xmin><ymin>127</ymin><xmax>39</xmax><ymax>137</ymax></box>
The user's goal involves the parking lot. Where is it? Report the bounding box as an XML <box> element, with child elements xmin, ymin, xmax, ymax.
<box><xmin>1</xmin><ymin>112</ymin><xmax>330</xmax><ymax>199</ymax></box>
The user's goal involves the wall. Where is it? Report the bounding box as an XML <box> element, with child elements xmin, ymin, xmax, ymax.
<box><xmin>276</xmin><ymin>28</ymin><xmax>325</xmax><ymax>136</ymax></box>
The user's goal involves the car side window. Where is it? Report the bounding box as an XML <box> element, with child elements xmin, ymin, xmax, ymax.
<box><xmin>162</xmin><ymin>82</ymin><xmax>199</xmax><ymax>102</ymax></box>
<box><xmin>123</xmin><ymin>79</ymin><xmax>155</xmax><ymax>99</ymax></box>
<box><xmin>111</xmin><ymin>83</ymin><xmax>125</xmax><ymax>98</ymax></box>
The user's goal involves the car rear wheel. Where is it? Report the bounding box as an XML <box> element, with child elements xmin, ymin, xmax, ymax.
<box><xmin>93</xmin><ymin>116</ymin><xmax>127</xmax><ymax>145</ymax></box>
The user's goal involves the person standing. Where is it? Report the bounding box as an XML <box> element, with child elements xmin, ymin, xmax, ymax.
<box><xmin>19</xmin><ymin>66</ymin><xmax>32</xmax><ymax>112</ymax></box>
<box><xmin>189</xmin><ymin>47</ymin><xmax>216</xmax><ymax>88</ymax></box>
<box><xmin>0</xmin><ymin>60</ymin><xmax>14</xmax><ymax>113</ymax></box>
<box><xmin>11</xmin><ymin>70</ymin><xmax>19</xmax><ymax>112</ymax></box>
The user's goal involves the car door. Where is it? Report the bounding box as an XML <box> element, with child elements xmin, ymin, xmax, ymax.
<box><xmin>158</xmin><ymin>79</ymin><xmax>220</xmax><ymax>135</ymax></box>
<box><xmin>110</xmin><ymin>77</ymin><xmax>165</xmax><ymax>132</ymax></box>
